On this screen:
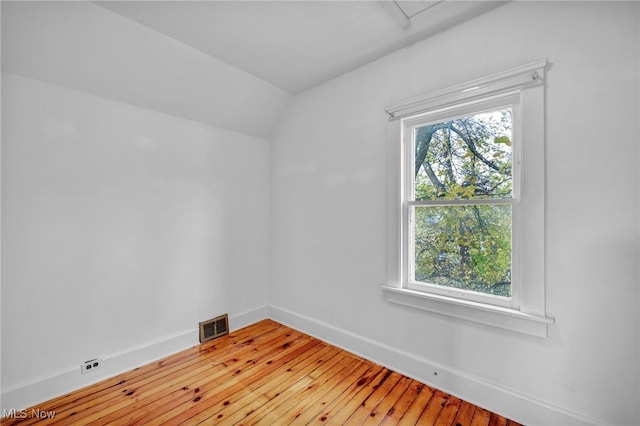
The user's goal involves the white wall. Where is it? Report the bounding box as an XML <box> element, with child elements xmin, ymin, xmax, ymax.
<box><xmin>270</xmin><ymin>2</ymin><xmax>640</xmax><ymax>425</ymax></box>
<box><xmin>1</xmin><ymin>72</ymin><xmax>271</xmax><ymax>408</ymax></box>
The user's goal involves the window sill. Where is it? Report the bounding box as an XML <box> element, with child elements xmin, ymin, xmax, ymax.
<box><xmin>381</xmin><ymin>286</ymin><xmax>554</xmax><ymax>337</ymax></box>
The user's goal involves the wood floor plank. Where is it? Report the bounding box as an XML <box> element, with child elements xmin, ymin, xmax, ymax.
<box><xmin>286</xmin><ymin>359</ymin><xmax>377</xmax><ymax>426</ymax></box>
<box><xmin>435</xmin><ymin>395</ymin><xmax>462</xmax><ymax>425</ymax></box>
<box><xmin>361</xmin><ymin>374</ymin><xmax>412</xmax><ymax>426</ymax></box>
<box><xmin>342</xmin><ymin>370</ymin><xmax>403</xmax><ymax>425</ymax></box>
<box><xmin>488</xmin><ymin>412</ymin><xmax>508</xmax><ymax>426</ymax></box>
<box><xmin>416</xmin><ymin>390</ymin><xmax>448</xmax><ymax>424</ymax></box>
<box><xmin>396</xmin><ymin>382</ymin><xmax>435</xmax><ymax>424</ymax></box>
<box><xmin>318</xmin><ymin>365</ymin><xmax>388</xmax><ymax>425</ymax></box>
<box><xmin>2</xmin><ymin>320</ymin><xmax>521</xmax><ymax>426</ymax></box>
<box><xmin>471</xmin><ymin>406</ymin><xmax>493</xmax><ymax>426</ymax></box>
<box><xmin>271</xmin><ymin>355</ymin><xmax>364</xmax><ymax>425</ymax></box>
<box><xmin>453</xmin><ymin>400</ymin><xmax>477</xmax><ymax>426</ymax></box>
<box><xmin>294</xmin><ymin>364</ymin><xmax>386</xmax><ymax>425</ymax></box>
<box><xmin>377</xmin><ymin>380</ymin><xmax>423</xmax><ymax>425</ymax></box>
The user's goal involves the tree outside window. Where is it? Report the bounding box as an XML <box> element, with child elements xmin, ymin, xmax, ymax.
<box><xmin>410</xmin><ymin>107</ymin><xmax>514</xmax><ymax>298</ymax></box>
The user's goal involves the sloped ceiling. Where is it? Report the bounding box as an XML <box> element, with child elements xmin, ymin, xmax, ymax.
<box><xmin>1</xmin><ymin>1</ymin><xmax>291</xmax><ymax>139</ymax></box>
<box><xmin>2</xmin><ymin>1</ymin><xmax>508</xmax><ymax>138</ymax></box>
<box><xmin>96</xmin><ymin>1</ymin><xmax>508</xmax><ymax>94</ymax></box>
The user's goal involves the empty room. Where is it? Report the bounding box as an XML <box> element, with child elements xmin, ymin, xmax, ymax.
<box><xmin>1</xmin><ymin>1</ymin><xmax>639</xmax><ymax>425</ymax></box>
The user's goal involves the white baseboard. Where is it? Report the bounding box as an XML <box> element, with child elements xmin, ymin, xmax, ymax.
<box><xmin>230</xmin><ymin>304</ymin><xmax>269</xmax><ymax>330</ymax></box>
<box><xmin>1</xmin><ymin>305</ymin><xmax>269</xmax><ymax>412</ymax></box>
<box><xmin>268</xmin><ymin>305</ymin><xmax>604</xmax><ymax>426</ymax></box>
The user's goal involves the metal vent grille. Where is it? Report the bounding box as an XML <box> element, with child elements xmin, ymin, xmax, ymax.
<box><xmin>199</xmin><ymin>314</ymin><xmax>229</xmax><ymax>343</ymax></box>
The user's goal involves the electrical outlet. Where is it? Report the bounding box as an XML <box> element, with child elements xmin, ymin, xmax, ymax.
<box><xmin>81</xmin><ymin>358</ymin><xmax>102</xmax><ymax>374</ymax></box>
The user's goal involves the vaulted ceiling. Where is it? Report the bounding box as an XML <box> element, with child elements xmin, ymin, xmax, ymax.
<box><xmin>2</xmin><ymin>1</ymin><xmax>507</xmax><ymax>138</ymax></box>
<box><xmin>96</xmin><ymin>1</ymin><xmax>507</xmax><ymax>94</ymax></box>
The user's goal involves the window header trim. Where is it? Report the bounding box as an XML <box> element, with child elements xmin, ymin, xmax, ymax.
<box><xmin>385</xmin><ymin>59</ymin><xmax>547</xmax><ymax>121</ymax></box>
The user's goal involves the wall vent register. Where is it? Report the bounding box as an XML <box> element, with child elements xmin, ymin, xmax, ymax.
<box><xmin>199</xmin><ymin>314</ymin><xmax>229</xmax><ymax>343</ymax></box>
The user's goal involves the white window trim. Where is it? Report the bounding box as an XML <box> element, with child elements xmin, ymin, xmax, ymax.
<box><xmin>384</xmin><ymin>59</ymin><xmax>554</xmax><ymax>337</ymax></box>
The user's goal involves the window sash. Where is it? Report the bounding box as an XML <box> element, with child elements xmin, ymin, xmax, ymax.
<box><xmin>403</xmin><ymin>93</ymin><xmax>523</xmax><ymax>202</ymax></box>
<box><xmin>400</xmin><ymin>95</ymin><xmax>522</xmax><ymax>309</ymax></box>
<box><xmin>406</xmin><ymin>203</ymin><xmax>516</xmax><ymax>308</ymax></box>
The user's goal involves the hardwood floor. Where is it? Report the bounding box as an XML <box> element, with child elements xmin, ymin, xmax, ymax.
<box><xmin>2</xmin><ymin>320</ymin><xmax>521</xmax><ymax>425</ymax></box>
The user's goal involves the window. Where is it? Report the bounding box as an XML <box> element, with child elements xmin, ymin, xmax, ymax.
<box><xmin>404</xmin><ymin>96</ymin><xmax>518</xmax><ymax>307</ymax></box>
<box><xmin>383</xmin><ymin>60</ymin><xmax>554</xmax><ymax>337</ymax></box>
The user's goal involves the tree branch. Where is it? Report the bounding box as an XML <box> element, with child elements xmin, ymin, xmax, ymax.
<box><xmin>448</xmin><ymin>123</ymin><xmax>501</xmax><ymax>172</ymax></box>
<box><xmin>415</xmin><ymin>125</ymin><xmax>447</xmax><ymax>194</ymax></box>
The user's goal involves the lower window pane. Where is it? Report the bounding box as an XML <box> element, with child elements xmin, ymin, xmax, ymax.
<box><xmin>412</xmin><ymin>205</ymin><xmax>512</xmax><ymax>297</ymax></box>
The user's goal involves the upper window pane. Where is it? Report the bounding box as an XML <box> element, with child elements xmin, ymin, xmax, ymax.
<box><xmin>413</xmin><ymin>108</ymin><xmax>513</xmax><ymax>201</ymax></box>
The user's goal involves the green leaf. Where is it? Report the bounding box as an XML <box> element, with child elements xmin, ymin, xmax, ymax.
<box><xmin>494</xmin><ymin>136</ymin><xmax>511</xmax><ymax>146</ymax></box>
